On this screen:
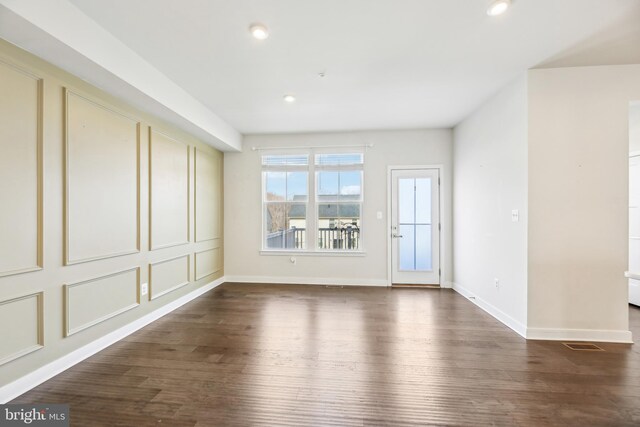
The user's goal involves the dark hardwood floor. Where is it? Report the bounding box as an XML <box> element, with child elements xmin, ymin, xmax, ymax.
<box><xmin>13</xmin><ymin>283</ymin><xmax>640</xmax><ymax>426</ymax></box>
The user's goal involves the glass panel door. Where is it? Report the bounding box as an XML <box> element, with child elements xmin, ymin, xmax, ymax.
<box><xmin>391</xmin><ymin>169</ymin><xmax>440</xmax><ymax>285</ymax></box>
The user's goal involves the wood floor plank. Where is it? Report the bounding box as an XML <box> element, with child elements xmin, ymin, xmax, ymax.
<box><xmin>11</xmin><ymin>283</ymin><xmax>640</xmax><ymax>426</ymax></box>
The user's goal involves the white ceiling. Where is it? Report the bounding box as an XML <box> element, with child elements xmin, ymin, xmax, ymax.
<box><xmin>1</xmin><ymin>0</ymin><xmax>638</xmax><ymax>147</ymax></box>
<box><xmin>65</xmin><ymin>0</ymin><xmax>640</xmax><ymax>135</ymax></box>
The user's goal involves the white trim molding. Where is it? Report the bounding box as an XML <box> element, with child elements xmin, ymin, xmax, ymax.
<box><xmin>526</xmin><ymin>328</ymin><xmax>633</xmax><ymax>344</ymax></box>
<box><xmin>452</xmin><ymin>282</ymin><xmax>527</xmax><ymax>338</ymax></box>
<box><xmin>225</xmin><ymin>275</ymin><xmax>388</xmax><ymax>287</ymax></box>
<box><xmin>0</xmin><ymin>277</ymin><xmax>225</xmax><ymax>404</ymax></box>
<box><xmin>453</xmin><ymin>282</ymin><xmax>633</xmax><ymax>343</ymax></box>
<box><xmin>386</xmin><ymin>164</ymin><xmax>447</xmax><ymax>287</ymax></box>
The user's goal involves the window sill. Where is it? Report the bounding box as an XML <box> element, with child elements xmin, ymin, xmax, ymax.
<box><xmin>259</xmin><ymin>250</ymin><xmax>366</xmax><ymax>257</ymax></box>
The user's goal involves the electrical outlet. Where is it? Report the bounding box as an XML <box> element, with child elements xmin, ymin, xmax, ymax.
<box><xmin>511</xmin><ymin>209</ymin><xmax>519</xmax><ymax>222</ymax></box>
<box><xmin>494</xmin><ymin>278</ymin><xmax>500</xmax><ymax>289</ymax></box>
<box><xmin>141</xmin><ymin>282</ymin><xmax>148</xmax><ymax>296</ymax></box>
<box><xmin>290</xmin><ymin>256</ymin><xmax>297</xmax><ymax>265</ymax></box>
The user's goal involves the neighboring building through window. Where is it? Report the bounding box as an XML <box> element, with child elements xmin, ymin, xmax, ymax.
<box><xmin>262</xmin><ymin>152</ymin><xmax>364</xmax><ymax>252</ymax></box>
<box><xmin>315</xmin><ymin>153</ymin><xmax>363</xmax><ymax>250</ymax></box>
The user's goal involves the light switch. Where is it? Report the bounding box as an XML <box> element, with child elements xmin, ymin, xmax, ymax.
<box><xmin>376</xmin><ymin>211</ymin><xmax>383</xmax><ymax>220</ymax></box>
<box><xmin>511</xmin><ymin>209</ymin><xmax>519</xmax><ymax>222</ymax></box>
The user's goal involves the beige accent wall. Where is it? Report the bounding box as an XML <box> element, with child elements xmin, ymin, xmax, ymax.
<box><xmin>149</xmin><ymin>255</ymin><xmax>190</xmax><ymax>300</ymax></box>
<box><xmin>149</xmin><ymin>130</ymin><xmax>190</xmax><ymax>250</ymax></box>
<box><xmin>0</xmin><ymin>39</ymin><xmax>224</xmax><ymax>388</ymax></box>
<box><xmin>195</xmin><ymin>149</ymin><xmax>223</xmax><ymax>242</ymax></box>
<box><xmin>0</xmin><ymin>61</ymin><xmax>42</xmax><ymax>277</ymax></box>
<box><xmin>65</xmin><ymin>91</ymin><xmax>141</xmax><ymax>264</ymax></box>
<box><xmin>528</xmin><ymin>65</ymin><xmax>640</xmax><ymax>336</ymax></box>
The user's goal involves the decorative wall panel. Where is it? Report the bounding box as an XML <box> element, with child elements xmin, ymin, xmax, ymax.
<box><xmin>195</xmin><ymin>248</ymin><xmax>221</xmax><ymax>280</ymax></box>
<box><xmin>0</xmin><ymin>292</ymin><xmax>44</xmax><ymax>365</ymax></box>
<box><xmin>194</xmin><ymin>149</ymin><xmax>221</xmax><ymax>242</ymax></box>
<box><xmin>0</xmin><ymin>61</ymin><xmax>43</xmax><ymax>277</ymax></box>
<box><xmin>65</xmin><ymin>90</ymin><xmax>140</xmax><ymax>264</ymax></box>
<box><xmin>149</xmin><ymin>130</ymin><xmax>189</xmax><ymax>250</ymax></box>
<box><xmin>64</xmin><ymin>268</ymin><xmax>140</xmax><ymax>336</ymax></box>
<box><xmin>149</xmin><ymin>255</ymin><xmax>190</xmax><ymax>300</ymax></box>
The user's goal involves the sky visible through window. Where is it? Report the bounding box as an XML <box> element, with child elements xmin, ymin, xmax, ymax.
<box><xmin>265</xmin><ymin>171</ymin><xmax>361</xmax><ymax>200</ymax></box>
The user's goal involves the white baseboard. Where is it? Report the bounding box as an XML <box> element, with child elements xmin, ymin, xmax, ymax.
<box><xmin>225</xmin><ymin>275</ymin><xmax>389</xmax><ymax>287</ymax></box>
<box><xmin>451</xmin><ymin>282</ymin><xmax>634</xmax><ymax>344</ymax></box>
<box><xmin>526</xmin><ymin>327</ymin><xmax>633</xmax><ymax>343</ymax></box>
<box><xmin>452</xmin><ymin>282</ymin><xmax>527</xmax><ymax>338</ymax></box>
<box><xmin>0</xmin><ymin>277</ymin><xmax>225</xmax><ymax>404</ymax></box>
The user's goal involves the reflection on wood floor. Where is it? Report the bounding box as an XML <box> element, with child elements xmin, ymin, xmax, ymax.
<box><xmin>13</xmin><ymin>283</ymin><xmax>640</xmax><ymax>426</ymax></box>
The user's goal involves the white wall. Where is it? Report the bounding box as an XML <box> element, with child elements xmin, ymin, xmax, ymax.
<box><xmin>452</xmin><ymin>75</ymin><xmax>529</xmax><ymax>335</ymax></box>
<box><xmin>631</xmin><ymin>102</ymin><xmax>640</xmax><ymax>153</ymax></box>
<box><xmin>224</xmin><ymin>129</ymin><xmax>452</xmax><ymax>286</ymax></box>
<box><xmin>528</xmin><ymin>64</ymin><xmax>640</xmax><ymax>342</ymax></box>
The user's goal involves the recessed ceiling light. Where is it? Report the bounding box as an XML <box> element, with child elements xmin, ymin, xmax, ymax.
<box><xmin>283</xmin><ymin>94</ymin><xmax>296</xmax><ymax>103</ymax></box>
<box><xmin>249</xmin><ymin>23</ymin><xmax>269</xmax><ymax>40</ymax></box>
<box><xmin>487</xmin><ymin>0</ymin><xmax>511</xmax><ymax>16</ymax></box>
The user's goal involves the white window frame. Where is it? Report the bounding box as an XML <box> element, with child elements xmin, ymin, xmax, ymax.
<box><xmin>260</xmin><ymin>149</ymin><xmax>365</xmax><ymax>255</ymax></box>
<box><xmin>261</xmin><ymin>154</ymin><xmax>309</xmax><ymax>252</ymax></box>
<box><xmin>314</xmin><ymin>153</ymin><xmax>364</xmax><ymax>252</ymax></box>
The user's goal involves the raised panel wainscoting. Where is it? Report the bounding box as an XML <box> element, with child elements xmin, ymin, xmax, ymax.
<box><xmin>0</xmin><ymin>39</ymin><xmax>224</xmax><ymax>393</ymax></box>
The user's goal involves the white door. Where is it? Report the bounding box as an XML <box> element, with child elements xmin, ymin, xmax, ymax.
<box><xmin>629</xmin><ymin>155</ymin><xmax>640</xmax><ymax>306</ymax></box>
<box><xmin>391</xmin><ymin>168</ymin><xmax>440</xmax><ymax>285</ymax></box>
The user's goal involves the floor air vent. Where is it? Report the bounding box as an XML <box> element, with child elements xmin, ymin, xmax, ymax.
<box><xmin>563</xmin><ymin>342</ymin><xmax>604</xmax><ymax>351</ymax></box>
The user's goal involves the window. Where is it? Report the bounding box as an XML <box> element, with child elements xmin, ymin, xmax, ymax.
<box><xmin>315</xmin><ymin>153</ymin><xmax>363</xmax><ymax>250</ymax></box>
<box><xmin>262</xmin><ymin>155</ymin><xmax>308</xmax><ymax>249</ymax></box>
<box><xmin>262</xmin><ymin>152</ymin><xmax>364</xmax><ymax>252</ymax></box>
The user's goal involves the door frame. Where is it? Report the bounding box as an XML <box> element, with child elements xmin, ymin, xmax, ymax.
<box><xmin>387</xmin><ymin>165</ymin><xmax>445</xmax><ymax>287</ymax></box>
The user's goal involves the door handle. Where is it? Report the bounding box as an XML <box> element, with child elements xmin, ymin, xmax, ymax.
<box><xmin>392</xmin><ymin>234</ymin><xmax>403</xmax><ymax>238</ymax></box>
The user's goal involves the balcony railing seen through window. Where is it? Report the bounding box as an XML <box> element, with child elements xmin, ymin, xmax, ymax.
<box><xmin>266</xmin><ymin>227</ymin><xmax>360</xmax><ymax>250</ymax></box>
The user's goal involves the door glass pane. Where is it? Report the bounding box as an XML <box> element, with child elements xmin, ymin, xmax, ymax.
<box><xmin>398</xmin><ymin>178</ymin><xmax>415</xmax><ymax>223</ymax></box>
<box><xmin>415</xmin><ymin>178</ymin><xmax>431</xmax><ymax>224</ymax></box>
<box><xmin>399</xmin><ymin>224</ymin><xmax>415</xmax><ymax>270</ymax></box>
<box><xmin>416</xmin><ymin>225</ymin><xmax>432</xmax><ymax>271</ymax></box>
